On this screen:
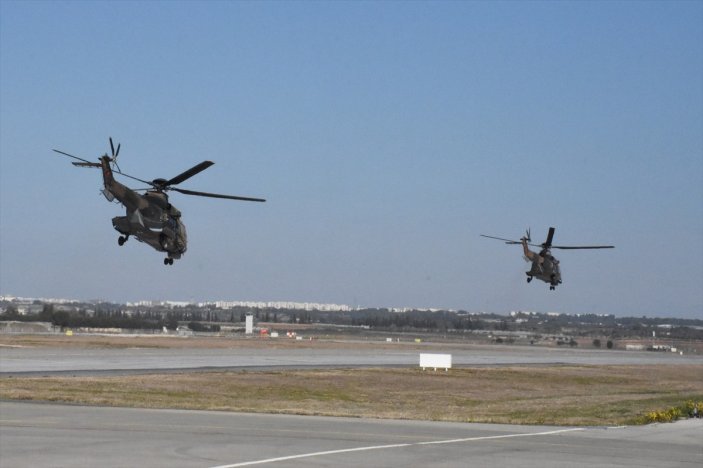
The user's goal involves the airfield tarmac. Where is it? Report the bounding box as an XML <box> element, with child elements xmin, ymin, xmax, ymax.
<box><xmin>1</xmin><ymin>338</ymin><xmax>701</xmax><ymax>467</ymax></box>
<box><xmin>1</xmin><ymin>401</ymin><xmax>701</xmax><ymax>468</ymax></box>
<box><xmin>1</xmin><ymin>339</ymin><xmax>698</xmax><ymax>375</ymax></box>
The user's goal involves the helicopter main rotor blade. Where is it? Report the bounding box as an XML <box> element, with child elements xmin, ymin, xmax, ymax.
<box><xmin>165</xmin><ymin>161</ymin><xmax>215</xmax><ymax>187</ymax></box>
<box><xmin>551</xmin><ymin>245</ymin><xmax>615</xmax><ymax>250</ymax></box>
<box><xmin>53</xmin><ymin>149</ymin><xmax>95</xmax><ymax>165</ymax></box>
<box><xmin>544</xmin><ymin>227</ymin><xmax>555</xmax><ymax>248</ymax></box>
<box><xmin>480</xmin><ymin>234</ymin><xmax>521</xmax><ymax>244</ymax></box>
<box><xmin>113</xmin><ymin>170</ymin><xmax>153</xmax><ymax>186</ymax></box>
<box><xmin>171</xmin><ymin>187</ymin><xmax>266</xmax><ymax>202</ymax></box>
<box><xmin>480</xmin><ymin>234</ymin><xmax>541</xmax><ymax>248</ymax></box>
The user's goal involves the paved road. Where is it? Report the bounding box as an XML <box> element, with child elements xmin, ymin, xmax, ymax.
<box><xmin>1</xmin><ymin>342</ymin><xmax>699</xmax><ymax>375</ymax></box>
<box><xmin>1</xmin><ymin>401</ymin><xmax>701</xmax><ymax>468</ymax></box>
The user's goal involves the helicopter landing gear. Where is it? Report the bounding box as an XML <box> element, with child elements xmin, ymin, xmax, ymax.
<box><xmin>164</xmin><ymin>257</ymin><xmax>174</xmax><ymax>266</ymax></box>
<box><xmin>526</xmin><ymin>276</ymin><xmax>532</xmax><ymax>283</ymax></box>
<box><xmin>118</xmin><ymin>235</ymin><xmax>129</xmax><ymax>246</ymax></box>
<box><xmin>549</xmin><ymin>285</ymin><xmax>556</xmax><ymax>291</ymax></box>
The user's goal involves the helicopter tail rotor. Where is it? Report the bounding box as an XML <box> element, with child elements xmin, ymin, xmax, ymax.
<box><xmin>109</xmin><ymin>137</ymin><xmax>122</xmax><ymax>172</ymax></box>
<box><xmin>522</xmin><ymin>228</ymin><xmax>531</xmax><ymax>243</ymax></box>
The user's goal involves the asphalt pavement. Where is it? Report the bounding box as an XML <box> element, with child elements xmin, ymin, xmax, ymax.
<box><xmin>1</xmin><ymin>401</ymin><xmax>701</xmax><ymax>468</ymax></box>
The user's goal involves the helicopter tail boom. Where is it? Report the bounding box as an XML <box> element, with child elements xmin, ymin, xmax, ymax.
<box><xmin>99</xmin><ymin>156</ymin><xmax>148</xmax><ymax>210</ymax></box>
<box><xmin>100</xmin><ymin>156</ymin><xmax>115</xmax><ymax>187</ymax></box>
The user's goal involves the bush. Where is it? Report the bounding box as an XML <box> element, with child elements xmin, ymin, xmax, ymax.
<box><xmin>637</xmin><ymin>401</ymin><xmax>703</xmax><ymax>424</ymax></box>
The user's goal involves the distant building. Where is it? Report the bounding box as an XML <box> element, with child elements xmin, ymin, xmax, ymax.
<box><xmin>214</xmin><ymin>300</ymin><xmax>353</xmax><ymax>312</ymax></box>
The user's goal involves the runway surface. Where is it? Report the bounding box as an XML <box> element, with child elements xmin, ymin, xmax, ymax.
<box><xmin>1</xmin><ymin>401</ymin><xmax>701</xmax><ymax>468</ymax></box>
<box><xmin>1</xmin><ymin>341</ymin><xmax>699</xmax><ymax>375</ymax></box>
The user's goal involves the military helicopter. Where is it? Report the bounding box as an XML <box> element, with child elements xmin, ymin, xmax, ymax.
<box><xmin>480</xmin><ymin>227</ymin><xmax>614</xmax><ymax>290</ymax></box>
<box><xmin>53</xmin><ymin>138</ymin><xmax>265</xmax><ymax>265</ymax></box>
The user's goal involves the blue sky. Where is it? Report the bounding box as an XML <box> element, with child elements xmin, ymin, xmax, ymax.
<box><xmin>1</xmin><ymin>1</ymin><xmax>701</xmax><ymax>318</ymax></box>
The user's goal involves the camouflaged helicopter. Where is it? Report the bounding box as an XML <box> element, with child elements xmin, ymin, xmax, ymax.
<box><xmin>54</xmin><ymin>138</ymin><xmax>265</xmax><ymax>265</ymax></box>
<box><xmin>481</xmin><ymin>227</ymin><xmax>614</xmax><ymax>290</ymax></box>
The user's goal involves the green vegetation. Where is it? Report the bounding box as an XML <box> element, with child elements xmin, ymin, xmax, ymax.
<box><xmin>636</xmin><ymin>400</ymin><xmax>703</xmax><ymax>424</ymax></box>
<box><xmin>0</xmin><ymin>303</ymin><xmax>167</xmax><ymax>330</ymax></box>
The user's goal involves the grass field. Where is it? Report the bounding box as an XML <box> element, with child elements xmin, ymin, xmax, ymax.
<box><xmin>2</xmin><ymin>364</ymin><xmax>702</xmax><ymax>426</ymax></box>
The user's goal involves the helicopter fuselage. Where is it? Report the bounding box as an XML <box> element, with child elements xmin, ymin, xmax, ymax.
<box><xmin>521</xmin><ymin>238</ymin><xmax>562</xmax><ymax>290</ymax></box>
<box><xmin>528</xmin><ymin>252</ymin><xmax>562</xmax><ymax>287</ymax></box>
<box><xmin>100</xmin><ymin>156</ymin><xmax>187</xmax><ymax>263</ymax></box>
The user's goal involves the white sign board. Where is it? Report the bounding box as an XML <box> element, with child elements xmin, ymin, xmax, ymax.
<box><xmin>419</xmin><ymin>353</ymin><xmax>452</xmax><ymax>371</ymax></box>
<box><xmin>245</xmin><ymin>315</ymin><xmax>253</xmax><ymax>334</ymax></box>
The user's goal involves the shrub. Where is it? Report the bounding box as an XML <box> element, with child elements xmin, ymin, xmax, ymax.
<box><xmin>637</xmin><ymin>401</ymin><xmax>703</xmax><ymax>424</ymax></box>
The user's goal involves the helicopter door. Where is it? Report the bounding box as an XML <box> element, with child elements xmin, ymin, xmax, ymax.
<box><xmin>175</xmin><ymin>219</ymin><xmax>187</xmax><ymax>253</ymax></box>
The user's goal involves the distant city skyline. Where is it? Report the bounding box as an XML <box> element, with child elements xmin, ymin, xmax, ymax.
<box><xmin>1</xmin><ymin>294</ymin><xmax>443</xmax><ymax>313</ymax></box>
<box><xmin>4</xmin><ymin>294</ymin><xmax>701</xmax><ymax>321</ymax></box>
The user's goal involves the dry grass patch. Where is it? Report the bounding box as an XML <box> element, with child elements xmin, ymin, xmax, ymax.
<box><xmin>2</xmin><ymin>365</ymin><xmax>701</xmax><ymax>426</ymax></box>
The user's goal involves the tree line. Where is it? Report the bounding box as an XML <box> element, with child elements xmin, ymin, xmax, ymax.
<box><xmin>2</xmin><ymin>302</ymin><xmax>702</xmax><ymax>339</ymax></box>
<box><xmin>0</xmin><ymin>304</ymin><xmax>170</xmax><ymax>330</ymax></box>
